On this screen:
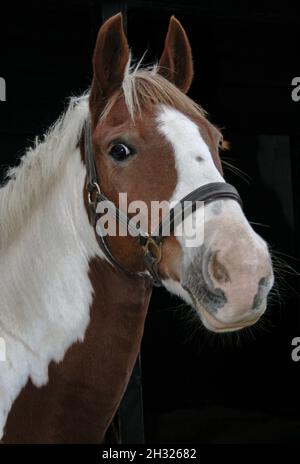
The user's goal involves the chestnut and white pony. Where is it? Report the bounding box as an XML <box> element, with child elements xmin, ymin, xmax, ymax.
<box><xmin>0</xmin><ymin>14</ymin><xmax>273</xmax><ymax>443</ymax></box>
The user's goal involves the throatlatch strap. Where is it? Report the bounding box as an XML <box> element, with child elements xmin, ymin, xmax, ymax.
<box><xmin>84</xmin><ymin>119</ymin><xmax>99</xmax><ymax>191</ymax></box>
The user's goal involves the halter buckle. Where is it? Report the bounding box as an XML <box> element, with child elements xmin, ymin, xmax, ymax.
<box><xmin>140</xmin><ymin>235</ymin><xmax>163</xmax><ymax>286</ymax></box>
<box><xmin>141</xmin><ymin>235</ymin><xmax>162</xmax><ymax>264</ymax></box>
<box><xmin>87</xmin><ymin>182</ymin><xmax>101</xmax><ymax>226</ymax></box>
<box><xmin>87</xmin><ymin>181</ymin><xmax>101</xmax><ymax>205</ymax></box>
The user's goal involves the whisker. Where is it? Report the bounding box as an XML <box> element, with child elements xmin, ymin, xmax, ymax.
<box><xmin>271</xmin><ymin>249</ymin><xmax>300</xmax><ymax>261</ymax></box>
<box><xmin>222</xmin><ymin>159</ymin><xmax>251</xmax><ymax>184</ymax></box>
<box><xmin>249</xmin><ymin>221</ymin><xmax>271</xmax><ymax>228</ymax></box>
<box><xmin>271</xmin><ymin>251</ymin><xmax>300</xmax><ymax>277</ymax></box>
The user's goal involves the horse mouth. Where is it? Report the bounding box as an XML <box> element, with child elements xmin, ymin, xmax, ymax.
<box><xmin>196</xmin><ymin>305</ymin><xmax>261</xmax><ymax>333</ymax></box>
<box><xmin>183</xmin><ymin>285</ymin><xmax>261</xmax><ymax>333</ymax></box>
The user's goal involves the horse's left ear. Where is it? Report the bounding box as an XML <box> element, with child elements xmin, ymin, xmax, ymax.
<box><xmin>90</xmin><ymin>13</ymin><xmax>129</xmax><ymax>115</ymax></box>
<box><xmin>158</xmin><ymin>16</ymin><xmax>193</xmax><ymax>94</ymax></box>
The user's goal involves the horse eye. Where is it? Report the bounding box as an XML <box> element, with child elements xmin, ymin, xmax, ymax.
<box><xmin>109</xmin><ymin>143</ymin><xmax>132</xmax><ymax>161</ymax></box>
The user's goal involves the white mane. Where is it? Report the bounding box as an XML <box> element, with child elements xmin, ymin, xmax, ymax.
<box><xmin>0</xmin><ymin>94</ymin><xmax>100</xmax><ymax>439</ymax></box>
<box><xmin>0</xmin><ymin>94</ymin><xmax>88</xmax><ymax>248</ymax></box>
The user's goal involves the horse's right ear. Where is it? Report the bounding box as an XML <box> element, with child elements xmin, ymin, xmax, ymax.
<box><xmin>90</xmin><ymin>13</ymin><xmax>129</xmax><ymax>112</ymax></box>
<box><xmin>158</xmin><ymin>16</ymin><xmax>193</xmax><ymax>94</ymax></box>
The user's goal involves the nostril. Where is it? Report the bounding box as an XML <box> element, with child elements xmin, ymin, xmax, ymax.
<box><xmin>252</xmin><ymin>275</ymin><xmax>273</xmax><ymax>311</ymax></box>
<box><xmin>210</xmin><ymin>251</ymin><xmax>230</xmax><ymax>284</ymax></box>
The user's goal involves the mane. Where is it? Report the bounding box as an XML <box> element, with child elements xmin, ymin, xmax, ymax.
<box><xmin>0</xmin><ymin>92</ymin><xmax>98</xmax><ymax>440</ymax></box>
<box><xmin>100</xmin><ymin>60</ymin><xmax>207</xmax><ymax>123</ymax></box>
<box><xmin>0</xmin><ymin>94</ymin><xmax>89</xmax><ymax>249</ymax></box>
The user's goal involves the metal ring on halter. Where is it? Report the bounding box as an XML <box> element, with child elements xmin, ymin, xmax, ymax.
<box><xmin>141</xmin><ymin>236</ymin><xmax>163</xmax><ymax>264</ymax></box>
<box><xmin>87</xmin><ymin>181</ymin><xmax>101</xmax><ymax>206</ymax></box>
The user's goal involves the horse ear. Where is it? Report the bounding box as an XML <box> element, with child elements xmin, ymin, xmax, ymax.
<box><xmin>90</xmin><ymin>13</ymin><xmax>129</xmax><ymax>106</ymax></box>
<box><xmin>158</xmin><ymin>16</ymin><xmax>193</xmax><ymax>94</ymax></box>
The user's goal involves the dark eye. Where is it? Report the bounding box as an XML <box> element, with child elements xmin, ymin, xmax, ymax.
<box><xmin>109</xmin><ymin>143</ymin><xmax>132</xmax><ymax>161</ymax></box>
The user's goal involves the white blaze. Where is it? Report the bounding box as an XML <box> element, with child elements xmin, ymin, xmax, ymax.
<box><xmin>156</xmin><ymin>105</ymin><xmax>246</xmax><ymax>297</ymax></box>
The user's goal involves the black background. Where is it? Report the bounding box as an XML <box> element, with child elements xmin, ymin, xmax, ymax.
<box><xmin>1</xmin><ymin>0</ymin><xmax>300</xmax><ymax>444</ymax></box>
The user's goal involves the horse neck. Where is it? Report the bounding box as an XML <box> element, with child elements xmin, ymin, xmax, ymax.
<box><xmin>3</xmin><ymin>256</ymin><xmax>152</xmax><ymax>443</ymax></box>
<box><xmin>0</xmin><ymin>145</ymin><xmax>96</xmax><ymax>439</ymax></box>
<box><xmin>72</xmin><ymin>257</ymin><xmax>152</xmax><ymax>442</ymax></box>
<box><xmin>1</xmin><ymin>142</ymin><xmax>152</xmax><ymax>443</ymax></box>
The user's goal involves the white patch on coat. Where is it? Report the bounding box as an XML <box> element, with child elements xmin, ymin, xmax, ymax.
<box><xmin>156</xmin><ymin>105</ymin><xmax>224</xmax><ymax>197</ymax></box>
<box><xmin>0</xmin><ymin>95</ymin><xmax>101</xmax><ymax>439</ymax></box>
<box><xmin>156</xmin><ymin>105</ymin><xmax>243</xmax><ymax>296</ymax></box>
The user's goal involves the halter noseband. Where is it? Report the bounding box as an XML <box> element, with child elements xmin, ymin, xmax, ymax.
<box><xmin>84</xmin><ymin>119</ymin><xmax>242</xmax><ymax>287</ymax></box>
